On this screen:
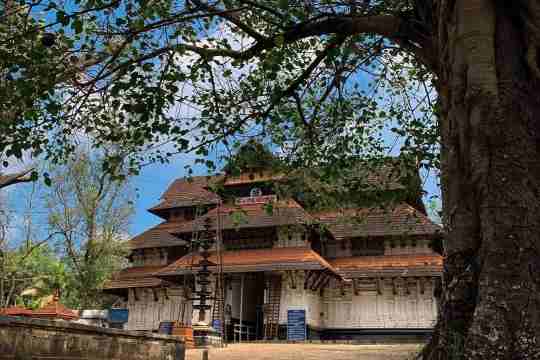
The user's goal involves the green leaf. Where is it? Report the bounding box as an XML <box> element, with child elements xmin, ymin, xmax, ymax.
<box><xmin>72</xmin><ymin>18</ymin><xmax>83</xmax><ymax>34</ymax></box>
<box><xmin>56</xmin><ymin>11</ymin><xmax>70</xmax><ymax>26</ymax></box>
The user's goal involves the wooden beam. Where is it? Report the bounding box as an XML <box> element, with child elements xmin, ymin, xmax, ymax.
<box><xmin>392</xmin><ymin>278</ymin><xmax>397</xmax><ymax>296</ymax></box>
<box><xmin>404</xmin><ymin>278</ymin><xmax>410</xmax><ymax>295</ymax></box>
<box><xmin>352</xmin><ymin>279</ymin><xmax>359</xmax><ymax>296</ymax></box>
<box><xmin>419</xmin><ymin>277</ymin><xmax>425</xmax><ymax>295</ymax></box>
<box><xmin>376</xmin><ymin>278</ymin><xmax>383</xmax><ymax>295</ymax></box>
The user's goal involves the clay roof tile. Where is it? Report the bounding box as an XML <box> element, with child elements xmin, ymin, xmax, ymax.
<box><xmin>32</xmin><ymin>299</ymin><xmax>79</xmax><ymax>321</ymax></box>
<box><xmin>102</xmin><ymin>266</ymin><xmax>167</xmax><ymax>291</ymax></box>
<box><xmin>149</xmin><ymin>176</ymin><xmax>222</xmax><ymax>212</ymax></box>
<box><xmin>128</xmin><ymin>222</ymin><xmax>186</xmax><ymax>249</ymax></box>
<box><xmin>330</xmin><ymin>254</ymin><xmax>443</xmax><ymax>278</ymax></box>
<box><xmin>170</xmin><ymin>200</ymin><xmax>313</xmax><ymax>234</ymax></box>
<box><xmin>313</xmin><ymin>203</ymin><xmax>441</xmax><ymax>240</ymax></box>
<box><xmin>157</xmin><ymin>247</ymin><xmax>339</xmax><ymax>276</ymax></box>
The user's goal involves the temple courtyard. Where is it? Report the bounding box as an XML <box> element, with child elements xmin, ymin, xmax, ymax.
<box><xmin>186</xmin><ymin>343</ymin><xmax>421</xmax><ymax>360</ymax></box>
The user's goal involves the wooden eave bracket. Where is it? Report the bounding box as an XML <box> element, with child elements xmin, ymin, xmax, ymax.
<box><xmin>304</xmin><ymin>270</ymin><xmax>316</xmax><ymax>290</ymax></box>
<box><xmin>404</xmin><ymin>278</ymin><xmax>410</xmax><ymax>295</ymax></box>
<box><xmin>315</xmin><ymin>272</ymin><xmax>332</xmax><ymax>291</ymax></box>
<box><xmin>285</xmin><ymin>270</ymin><xmax>297</xmax><ymax>289</ymax></box>
<box><xmin>132</xmin><ymin>288</ymin><xmax>140</xmax><ymax>301</ymax></box>
<box><xmin>319</xmin><ymin>273</ymin><xmax>332</xmax><ymax>290</ymax></box>
<box><xmin>163</xmin><ymin>287</ymin><xmax>169</xmax><ymax>300</ymax></box>
<box><xmin>392</xmin><ymin>278</ymin><xmax>398</xmax><ymax>295</ymax></box>
<box><xmin>307</xmin><ymin>270</ymin><xmax>324</xmax><ymax>290</ymax></box>
<box><xmin>340</xmin><ymin>282</ymin><xmax>346</xmax><ymax>297</ymax></box>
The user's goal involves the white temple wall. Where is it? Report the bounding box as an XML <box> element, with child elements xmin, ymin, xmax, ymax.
<box><xmin>124</xmin><ymin>275</ymin><xmax>438</xmax><ymax>332</ymax></box>
<box><xmin>126</xmin><ymin>287</ymin><xmax>190</xmax><ymax>331</ymax></box>
<box><xmin>279</xmin><ymin>272</ymin><xmax>323</xmax><ymax>328</ymax></box>
<box><xmin>322</xmin><ymin>278</ymin><xmax>437</xmax><ymax>329</ymax></box>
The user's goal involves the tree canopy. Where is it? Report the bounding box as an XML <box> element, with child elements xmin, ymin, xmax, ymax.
<box><xmin>1</xmin><ymin>0</ymin><xmax>438</xmax><ymax>178</ymax></box>
<box><xmin>221</xmin><ymin>140</ymin><xmax>281</xmax><ymax>174</ymax></box>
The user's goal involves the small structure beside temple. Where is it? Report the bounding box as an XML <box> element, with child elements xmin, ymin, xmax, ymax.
<box><xmin>104</xmin><ymin>155</ymin><xmax>442</xmax><ymax>341</ymax></box>
<box><xmin>0</xmin><ymin>293</ymin><xmax>79</xmax><ymax>321</ymax></box>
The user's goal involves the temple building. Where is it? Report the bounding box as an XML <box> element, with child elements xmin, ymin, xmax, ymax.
<box><xmin>104</xmin><ymin>157</ymin><xmax>443</xmax><ymax>340</ymax></box>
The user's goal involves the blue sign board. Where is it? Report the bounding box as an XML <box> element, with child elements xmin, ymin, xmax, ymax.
<box><xmin>108</xmin><ymin>309</ymin><xmax>129</xmax><ymax>324</ymax></box>
<box><xmin>287</xmin><ymin>309</ymin><xmax>306</xmax><ymax>341</ymax></box>
<box><xmin>158</xmin><ymin>321</ymin><xmax>174</xmax><ymax>335</ymax></box>
<box><xmin>212</xmin><ymin>319</ymin><xmax>222</xmax><ymax>334</ymax></box>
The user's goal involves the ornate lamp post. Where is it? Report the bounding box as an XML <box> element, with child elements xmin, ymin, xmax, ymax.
<box><xmin>192</xmin><ymin>217</ymin><xmax>216</xmax><ymax>323</ymax></box>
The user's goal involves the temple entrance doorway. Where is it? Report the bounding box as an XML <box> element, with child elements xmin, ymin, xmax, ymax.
<box><xmin>225</xmin><ymin>273</ymin><xmax>265</xmax><ymax>341</ymax></box>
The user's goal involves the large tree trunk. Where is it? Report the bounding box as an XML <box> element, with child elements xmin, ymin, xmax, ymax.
<box><xmin>423</xmin><ymin>1</ymin><xmax>540</xmax><ymax>359</ymax></box>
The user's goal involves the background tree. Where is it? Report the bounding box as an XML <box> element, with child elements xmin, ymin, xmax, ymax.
<box><xmin>222</xmin><ymin>140</ymin><xmax>282</xmax><ymax>175</ymax></box>
<box><xmin>2</xmin><ymin>0</ymin><xmax>540</xmax><ymax>358</ymax></box>
<box><xmin>45</xmin><ymin>151</ymin><xmax>133</xmax><ymax>308</ymax></box>
<box><xmin>0</xmin><ymin>182</ymin><xmax>65</xmax><ymax>308</ymax></box>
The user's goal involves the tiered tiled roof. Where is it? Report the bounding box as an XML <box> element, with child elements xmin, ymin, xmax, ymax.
<box><xmin>171</xmin><ymin>200</ymin><xmax>313</xmax><ymax>234</ymax></box>
<box><xmin>313</xmin><ymin>203</ymin><xmax>441</xmax><ymax>240</ymax></box>
<box><xmin>330</xmin><ymin>254</ymin><xmax>443</xmax><ymax>278</ymax></box>
<box><xmin>149</xmin><ymin>175</ymin><xmax>222</xmax><ymax>213</ymax></box>
<box><xmin>128</xmin><ymin>222</ymin><xmax>186</xmax><ymax>250</ymax></box>
<box><xmin>102</xmin><ymin>266</ymin><xmax>167</xmax><ymax>293</ymax></box>
<box><xmin>31</xmin><ymin>298</ymin><xmax>79</xmax><ymax>320</ymax></box>
<box><xmin>157</xmin><ymin>247</ymin><xmax>339</xmax><ymax>276</ymax></box>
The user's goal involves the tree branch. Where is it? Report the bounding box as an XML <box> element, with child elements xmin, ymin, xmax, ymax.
<box><xmin>190</xmin><ymin>0</ymin><xmax>267</xmax><ymax>41</ymax></box>
<box><xmin>0</xmin><ymin>169</ymin><xmax>34</xmax><ymax>189</ymax></box>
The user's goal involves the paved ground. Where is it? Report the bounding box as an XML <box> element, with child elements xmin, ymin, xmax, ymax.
<box><xmin>186</xmin><ymin>343</ymin><xmax>421</xmax><ymax>360</ymax></box>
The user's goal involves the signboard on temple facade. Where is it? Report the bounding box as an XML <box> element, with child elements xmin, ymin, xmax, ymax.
<box><xmin>158</xmin><ymin>321</ymin><xmax>174</xmax><ymax>335</ymax></box>
<box><xmin>287</xmin><ymin>309</ymin><xmax>307</xmax><ymax>341</ymax></box>
<box><xmin>235</xmin><ymin>195</ymin><xmax>277</xmax><ymax>205</ymax></box>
